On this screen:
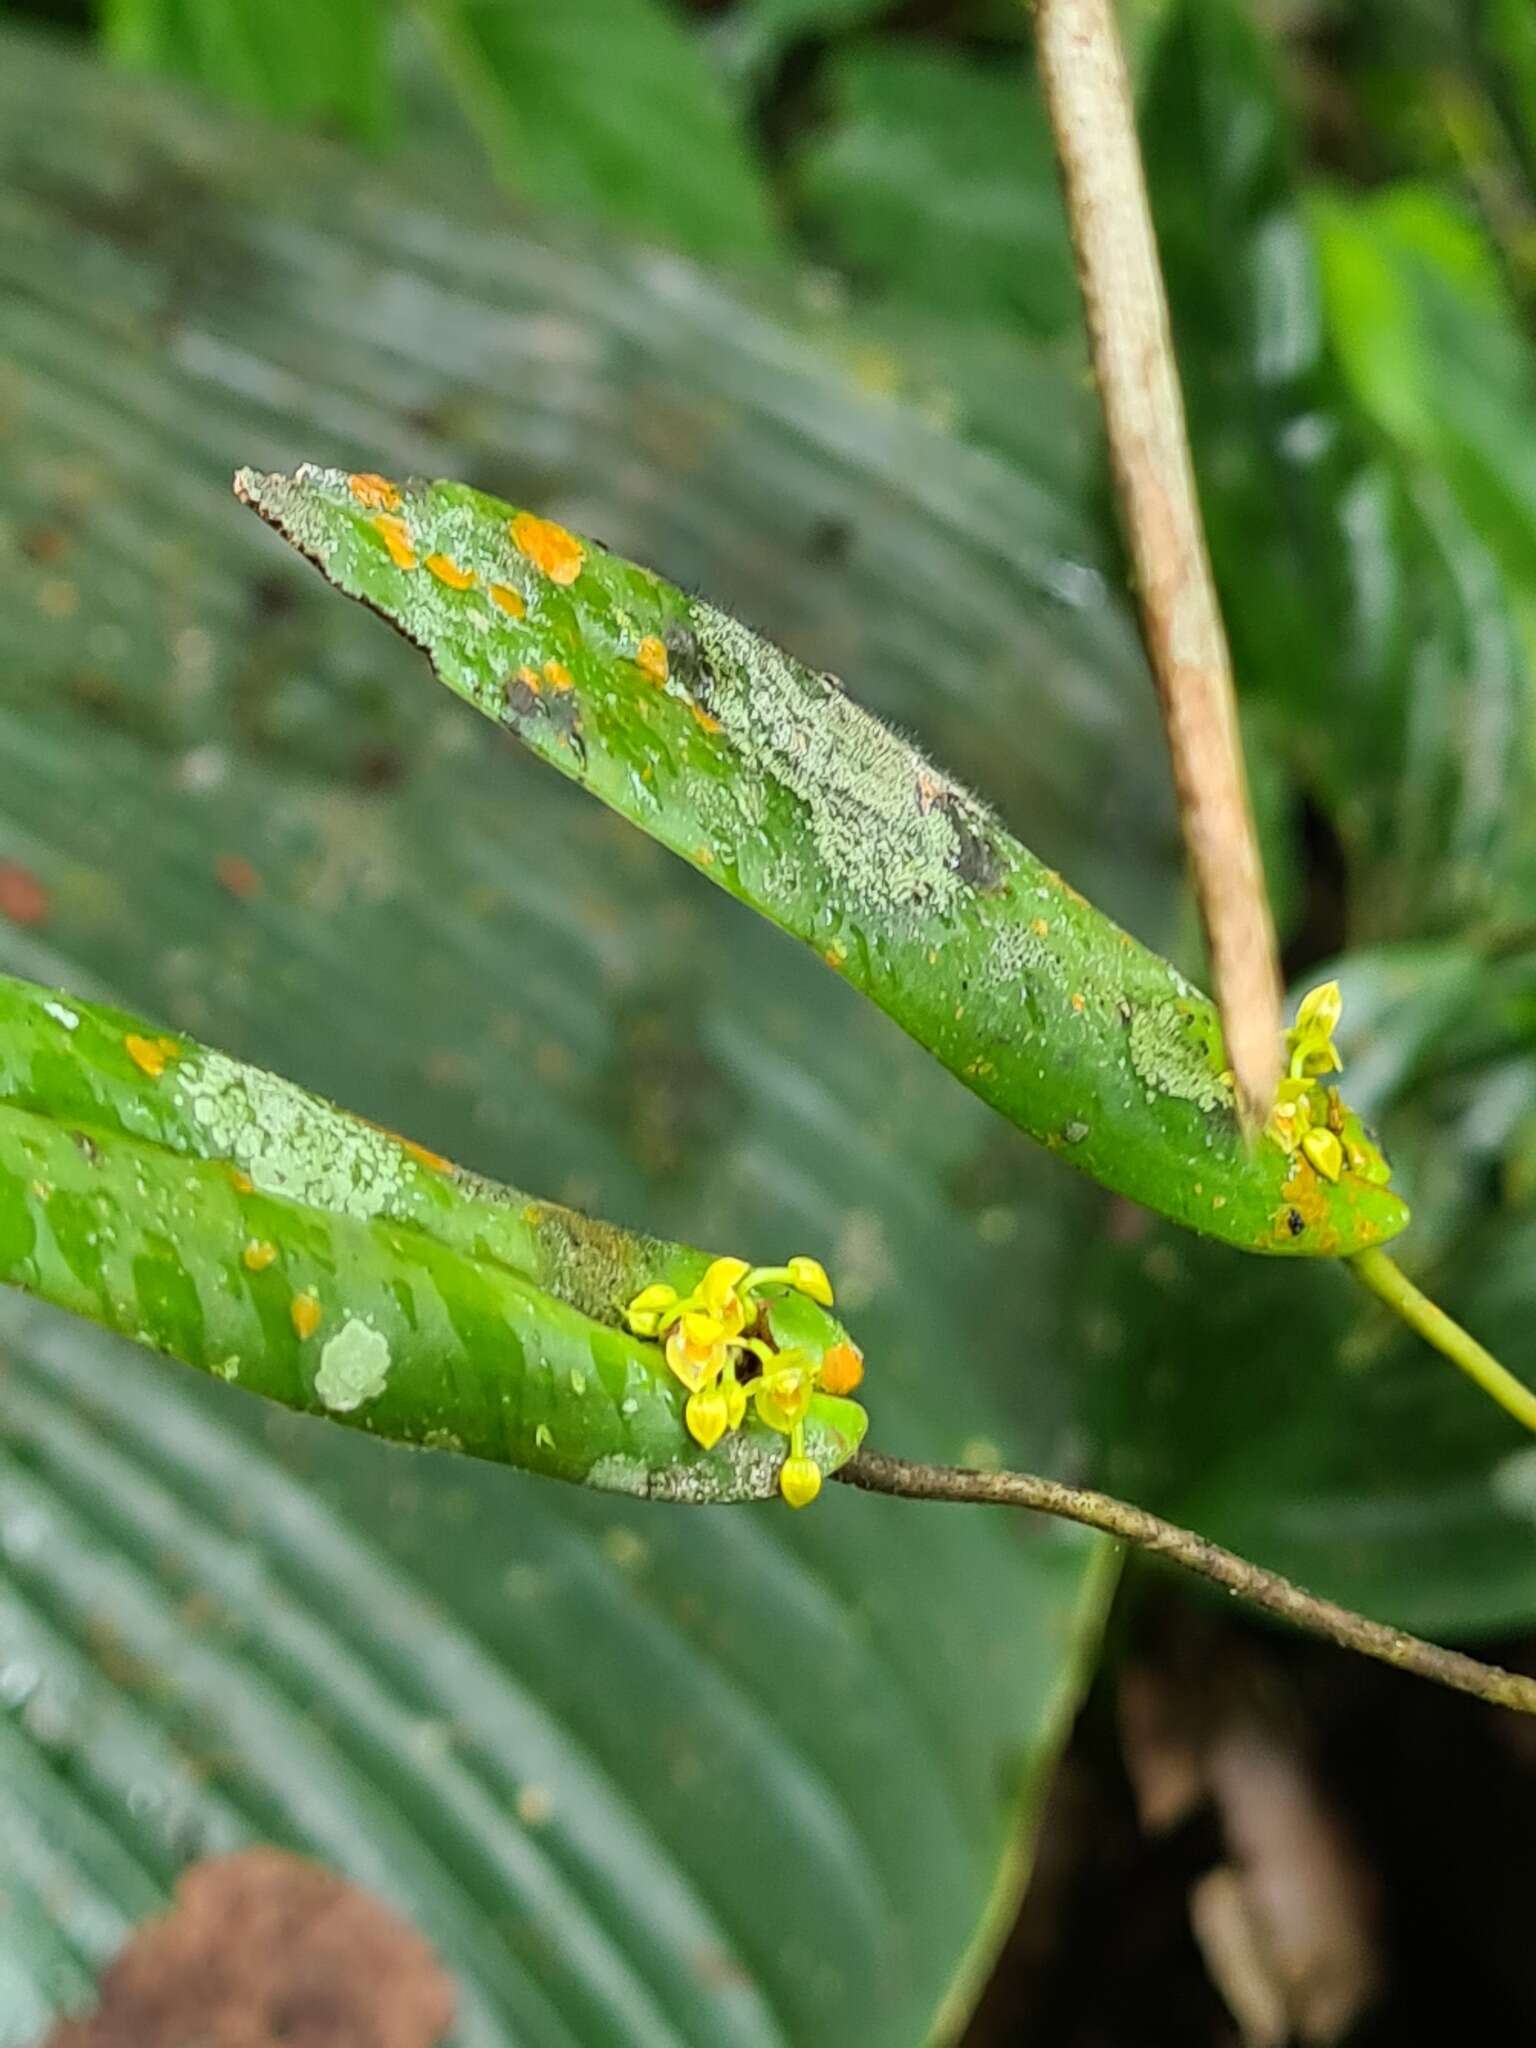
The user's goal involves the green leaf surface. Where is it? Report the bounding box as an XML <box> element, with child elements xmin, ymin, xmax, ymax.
<box><xmin>409</xmin><ymin>0</ymin><xmax>781</xmax><ymax>267</ymax></box>
<box><xmin>97</xmin><ymin>0</ymin><xmax>393</xmax><ymax>143</ymax></box>
<box><xmin>0</xmin><ymin>27</ymin><xmax>1127</xmax><ymax>2041</ymax></box>
<box><xmin>236</xmin><ymin>463</ymin><xmax>1408</xmax><ymax>1261</ymax></box>
<box><xmin>0</xmin><ymin>974</ymin><xmax>866</xmax><ymax>1501</ymax></box>
<box><xmin>790</xmin><ymin>44</ymin><xmax>1078</xmax><ymax>338</ymax></box>
<box><xmin>1142</xmin><ymin>0</ymin><xmax>1533</xmax><ymax>941</ymax></box>
<box><xmin>1313</xmin><ymin>182</ymin><xmax>1536</xmax><ymax>666</ymax></box>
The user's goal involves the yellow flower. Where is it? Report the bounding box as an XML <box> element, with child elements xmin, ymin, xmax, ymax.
<box><xmin>779</xmin><ymin>1455</ymin><xmax>823</xmax><ymax>1509</ymax></box>
<box><xmin>753</xmin><ymin>1357</ymin><xmax>814</xmax><ymax>1434</ymax></box>
<box><xmin>625</xmin><ymin>1282</ymin><xmax>678</xmax><ymax>1338</ymax></box>
<box><xmin>1301</xmin><ymin>1127</ymin><xmax>1344</xmax><ymax>1183</ymax></box>
<box><xmin>685</xmin><ymin>1385</ymin><xmax>730</xmax><ymax>1450</ymax></box>
<box><xmin>624</xmin><ymin>1250</ymin><xmax>865</xmax><ymax>1504</ymax></box>
<box><xmin>786</xmin><ymin>1255</ymin><xmax>834</xmax><ymax>1306</ymax></box>
<box><xmin>665</xmin><ymin>1321</ymin><xmax>725</xmax><ymax>1394</ymax></box>
<box><xmin>1287</xmin><ymin>980</ymin><xmax>1344</xmax><ymax>1080</ymax></box>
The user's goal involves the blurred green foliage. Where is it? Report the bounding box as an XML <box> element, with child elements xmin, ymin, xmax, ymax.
<box><xmin>4</xmin><ymin>0</ymin><xmax>1536</xmax><ymax>2040</ymax></box>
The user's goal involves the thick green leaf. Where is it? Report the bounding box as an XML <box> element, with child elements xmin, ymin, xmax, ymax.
<box><xmin>790</xmin><ymin>45</ymin><xmax>1078</xmax><ymax>338</ymax></box>
<box><xmin>0</xmin><ymin>975</ymin><xmax>865</xmax><ymax>1500</ymax></box>
<box><xmin>97</xmin><ymin>0</ymin><xmax>393</xmax><ymax>142</ymax></box>
<box><xmin>1142</xmin><ymin>0</ymin><xmax>1532</xmax><ymax>941</ymax></box>
<box><xmin>409</xmin><ymin>0</ymin><xmax>781</xmax><ymax>267</ymax></box>
<box><xmin>236</xmin><ymin>464</ymin><xmax>1410</xmax><ymax>1261</ymax></box>
<box><xmin>1313</xmin><ymin>182</ymin><xmax>1536</xmax><ymax>664</ymax></box>
<box><xmin>0</xmin><ymin>27</ymin><xmax>1125</xmax><ymax>2041</ymax></box>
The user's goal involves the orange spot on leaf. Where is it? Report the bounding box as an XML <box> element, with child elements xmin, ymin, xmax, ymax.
<box><xmin>542</xmin><ymin>660</ymin><xmax>574</xmax><ymax>692</ymax></box>
<box><xmin>242</xmin><ymin>1240</ymin><xmax>278</xmax><ymax>1273</ymax></box>
<box><xmin>215</xmin><ymin>853</ymin><xmax>262</xmax><ymax>901</ymax></box>
<box><xmin>635</xmin><ymin>635</ymin><xmax>668</xmax><ymax>684</ymax></box>
<box><xmin>124</xmin><ymin>1033</ymin><xmax>168</xmax><ymax>1078</ymax></box>
<box><xmin>515</xmin><ymin>663</ymin><xmax>543</xmax><ymax>694</ymax></box>
<box><xmin>370</xmin><ymin>513</ymin><xmax>418</xmax><ymax>572</ymax></box>
<box><xmin>0</xmin><ymin>862</ymin><xmax>49</xmax><ymax>929</ymax></box>
<box><xmin>488</xmin><ymin>581</ymin><xmax>526</xmax><ymax>619</ymax></box>
<box><xmin>349</xmin><ymin>472</ymin><xmax>402</xmax><ymax>511</ymax></box>
<box><xmin>290</xmin><ymin>1291</ymin><xmax>322</xmax><ymax>1340</ymax></box>
<box><xmin>820</xmin><ymin>1342</ymin><xmax>864</xmax><ymax>1396</ymax></box>
<box><xmin>510</xmin><ymin>512</ymin><xmax>584</xmax><ymax>585</ymax></box>
<box><xmin>690</xmin><ymin>703</ymin><xmax>721</xmax><ymax>734</ymax></box>
<box><xmin>425</xmin><ymin>552</ymin><xmax>477</xmax><ymax>591</ymax></box>
<box><xmin>226</xmin><ymin>1166</ymin><xmax>254</xmax><ymax>1195</ymax></box>
<box><xmin>1032</xmin><ymin>917</ymin><xmax>1050</xmax><ymax>938</ymax></box>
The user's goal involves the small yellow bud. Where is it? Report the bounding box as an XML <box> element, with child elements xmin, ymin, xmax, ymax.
<box><xmin>819</xmin><ymin>1341</ymin><xmax>864</xmax><ymax>1396</ymax></box>
<box><xmin>779</xmin><ymin>1455</ymin><xmax>823</xmax><ymax>1509</ymax></box>
<box><xmin>786</xmin><ymin>1255</ymin><xmax>833</xmax><ymax>1306</ymax></box>
<box><xmin>625</xmin><ymin>1282</ymin><xmax>677</xmax><ymax>1337</ymax></box>
<box><xmin>723</xmin><ymin>1376</ymin><xmax>747</xmax><ymax>1430</ymax></box>
<box><xmin>700</xmin><ymin>1257</ymin><xmax>750</xmax><ymax>1313</ymax></box>
<box><xmin>685</xmin><ymin>1385</ymin><xmax>730</xmax><ymax>1450</ymax></box>
<box><xmin>1289</xmin><ymin>980</ymin><xmax>1344</xmax><ymax>1078</ymax></box>
<box><xmin>1302</xmin><ymin>1127</ymin><xmax>1344</xmax><ymax>1182</ymax></box>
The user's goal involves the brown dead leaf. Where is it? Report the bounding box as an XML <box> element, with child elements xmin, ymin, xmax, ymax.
<box><xmin>42</xmin><ymin>1847</ymin><xmax>456</xmax><ymax>2048</ymax></box>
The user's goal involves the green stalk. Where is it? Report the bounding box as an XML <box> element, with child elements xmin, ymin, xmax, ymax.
<box><xmin>1349</xmin><ymin>1247</ymin><xmax>1536</xmax><ymax>1436</ymax></box>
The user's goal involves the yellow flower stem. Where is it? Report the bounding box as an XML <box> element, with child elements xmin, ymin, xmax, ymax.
<box><xmin>1349</xmin><ymin>1248</ymin><xmax>1536</xmax><ymax>1437</ymax></box>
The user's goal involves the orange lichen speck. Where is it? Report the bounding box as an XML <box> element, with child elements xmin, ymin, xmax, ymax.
<box><xmin>371</xmin><ymin>513</ymin><xmax>418</xmax><ymax>572</ymax></box>
<box><xmin>690</xmin><ymin>703</ymin><xmax>721</xmax><ymax>734</ymax></box>
<box><xmin>290</xmin><ymin>1291</ymin><xmax>322</xmax><ymax>1340</ymax></box>
<box><xmin>124</xmin><ymin>1033</ymin><xmax>168</xmax><ymax>1078</ymax></box>
<box><xmin>349</xmin><ymin>472</ymin><xmax>402</xmax><ymax>512</ymax></box>
<box><xmin>510</xmin><ymin>512</ymin><xmax>584</xmax><ymax>586</ymax></box>
<box><xmin>543</xmin><ymin>660</ymin><xmax>574</xmax><ymax>692</ymax></box>
<box><xmin>215</xmin><ymin>853</ymin><xmax>262</xmax><ymax>900</ymax></box>
<box><xmin>488</xmin><ymin>582</ymin><xmax>526</xmax><ymax>619</ymax></box>
<box><xmin>819</xmin><ymin>1342</ymin><xmax>864</xmax><ymax>1396</ymax></box>
<box><xmin>226</xmin><ymin>1165</ymin><xmax>254</xmax><ymax>1194</ymax></box>
<box><xmin>635</xmin><ymin>635</ymin><xmax>669</xmax><ymax>684</ymax></box>
<box><xmin>401</xmin><ymin>1136</ymin><xmax>453</xmax><ymax>1174</ymax></box>
<box><xmin>243</xmin><ymin>1240</ymin><xmax>278</xmax><ymax>1273</ymax></box>
<box><xmin>425</xmin><ymin>552</ymin><xmax>477</xmax><ymax>591</ymax></box>
<box><xmin>515</xmin><ymin>664</ymin><xmax>542</xmax><ymax>695</ymax></box>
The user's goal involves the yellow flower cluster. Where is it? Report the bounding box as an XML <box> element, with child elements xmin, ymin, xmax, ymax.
<box><xmin>625</xmin><ymin>1255</ymin><xmax>864</xmax><ymax>1508</ymax></box>
<box><xmin>1266</xmin><ymin>981</ymin><xmax>1391</xmax><ymax>1187</ymax></box>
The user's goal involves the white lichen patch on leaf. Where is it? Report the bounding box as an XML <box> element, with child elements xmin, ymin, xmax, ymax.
<box><xmin>1126</xmin><ymin>999</ymin><xmax>1234</xmax><ymax>1113</ymax></box>
<box><xmin>314</xmin><ymin>1317</ymin><xmax>392</xmax><ymax>1412</ymax></box>
<box><xmin>688</xmin><ymin>598</ymin><xmax>994</xmax><ymax>922</ymax></box>
<box><xmin>174</xmin><ymin>1049</ymin><xmax>410</xmax><ymax>1220</ymax></box>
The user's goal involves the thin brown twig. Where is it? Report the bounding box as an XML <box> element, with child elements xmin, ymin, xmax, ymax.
<box><xmin>835</xmin><ymin>1449</ymin><xmax>1536</xmax><ymax>1716</ymax></box>
<box><xmin>1033</xmin><ymin>0</ymin><xmax>1283</xmax><ymax>1127</ymax></box>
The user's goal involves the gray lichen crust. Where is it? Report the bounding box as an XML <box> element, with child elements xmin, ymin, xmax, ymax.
<box><xmin>688</xmin><ymin>598</ymin><xmax>1000</xmax><ymax>922</ymax></box>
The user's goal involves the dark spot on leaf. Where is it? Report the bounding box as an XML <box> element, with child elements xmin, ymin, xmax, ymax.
<box><xmin>934</xmin><ymin>793</ymin><xmax>1004</xmax><ymax>891</ymax></box>
<box><xmin>42</xmin><ymin>1847</ymin><xmax>456</xmax><ymax>2048</ymax></box>
<box><xmin>504</xmin><ymin>674</ymin><xmax>543</xmax><ymax>723</ymax></box>
<box><xmin>1287</xmin><ymin>1208</ymin><xmax>1306</xmax><ymax>1238</ymax></box>
<box><xmin>663</xmin><ymin>618</ymin><xmax>713</xmax><ymax>705</ymax></box>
